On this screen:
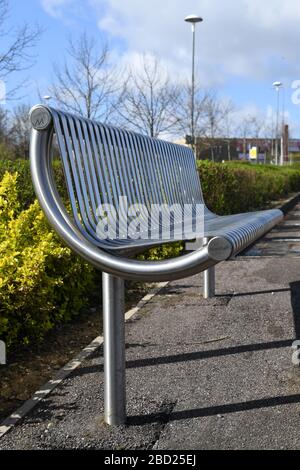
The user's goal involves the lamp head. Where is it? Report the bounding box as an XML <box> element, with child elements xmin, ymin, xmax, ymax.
<box><xmin>184</xmin><ymin>14</ymin><xmax>203</xmax><ymax>24</ymax></box>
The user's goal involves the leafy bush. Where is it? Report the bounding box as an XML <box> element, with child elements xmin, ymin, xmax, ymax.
<box><xmin>0</xmin><ymin>159</ymin><xmax>67</xmax><ymax>211</ymax></box>
<box><xmin>0</xmin><ymin>172</ymin><xmax>94</xmax><ymax>350</ymax></box>
<box><xmin>198</xmin><ymin>161</ymin><xmax>300</xmax><ymax>215</ymax></box>
<box><xmin>0</xmin><ymin>143</ymin><xmax>15</xmax><ymax>162</ymax></box>
<box><xmin>138</xmin><ymin>242</ymin><xmax>183</xmax><ymax>261</ymax></box>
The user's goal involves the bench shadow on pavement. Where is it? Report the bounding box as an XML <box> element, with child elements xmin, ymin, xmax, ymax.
<box><xmin>58</xmin><ymin>282</ymin><xmax>300</xmax><ymax>426</ymax></box>
<box><xmin>127</xmin><ymin>281</ymin><xmax>300</xmax><ymax>425</ymax></box>
<box><xmin>73</xmin><ymin>338</ymin><xmax>294</xmax><ymax>378</ymax></box>
<box><xmin>216</xmin><ymin>287</ymin><xmax>290</xmax><ymax>297</ymax></box>
<box><xmin>127</xmin><ymin>394</ymin><xmax>300</xmax><ymax>426</ymax></box>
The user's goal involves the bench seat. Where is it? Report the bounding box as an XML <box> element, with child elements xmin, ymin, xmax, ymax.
<box><xmin>101</xmin><ymin>208</ymin><xmax>282</xmax><ymax>257</ymax></box>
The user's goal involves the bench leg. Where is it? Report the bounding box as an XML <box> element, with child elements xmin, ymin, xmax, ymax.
<box><xmin>203</xmin><ymin>266</ymin><xmax>215</xmax><ymax>299</ymax></box>
<box><xmin>203</xmin><ymin>237</ymin><xmax>216</xmax><ymax>299</ymax></box>
<box><xmin>102</xmin><ymin>272</ymin><xmax>126</xmax><ymax>425</ymax></box>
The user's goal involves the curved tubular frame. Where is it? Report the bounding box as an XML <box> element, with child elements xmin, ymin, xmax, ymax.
<box><xmin>30</xmin><ymin>126</ymin><xmax>233</xmax><ymax>282</ymax></box>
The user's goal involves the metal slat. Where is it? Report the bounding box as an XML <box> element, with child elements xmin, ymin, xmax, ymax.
<box><xmin>137</xmin><ymin>134</ymin><xmax>161</xmax><ymax>205</ymax></box>
<box><xmin>92</xmin><ymin>122</ymin><xmax>115</xmax><ymax>207</ymax></box>
<box><xmin>81</xmin><ymin>119</ymin><xmax>102</xmax><ymax>214</ymax></box>
<box><xmin>127</xmin><ymin>131</ymin><xmax>155</xmax><ymax>208</ymax></box>
<box><xmin>60</xmin><ymin>114</ymin><xmax>97</xmax><ymax>237</ymax></box>
<box><xmin>97</xmin><ymin>125</ymin><xmax>120</xmax><ymax>209</ymax></box>
<box><xmin>172</xmin><ymin>144</ymin><xmax>187</xmax><ymax>205</ymax></box>
<box><xmin>71</xmin><ymin>117</ymin><xmax>98</xmax><ymax>229</ymax></box>
<box><xmin>155</xmin><ymin>139</ymin><xmax>175</xmax><ymax>205</ymax></box>
<box><xmin>160</xmin><ymin>140</ymin><xmax>182</xmax><ymax>206</ymax></box>
<box><xmin>184</xmin><ymin>147</ymin><xmax>203</xmax><ymax>203</ymax></box>
<box><xmin>104</xmin><ymin>126</ymin><xmax>132</xmax><ymax>240</ymax></box>
<box><xmin>113</xmin><ymin>128</ymin><xmax>134</xmax><ymax>207</ymax></box>
<box><xmin>123</xmin><ymin>130</ymin><xmax>147</xmax><ymax>206</ymax></box>
<box><xmin>51</xmin><ymin>112</ymin><xmax>84</xmax><ymax>233</ymax></box>
<box><xmin>176</xmin><ymin>145</ymin><xmax>194</xmax><ymax>204</ymax></box>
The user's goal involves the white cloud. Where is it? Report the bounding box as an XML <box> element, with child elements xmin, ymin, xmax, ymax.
<box><xmin>93</xmin><ymin>0</ymin><xmax>300</xmax><ymax>85</ymax></box>
<box><xmin>41</xmin><ymin>0</ymin><xmax>75</xmax><ymax>18</ymax></box>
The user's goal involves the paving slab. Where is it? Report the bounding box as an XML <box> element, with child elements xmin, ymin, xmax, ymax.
<box><xmin>245</xmin><ymin>201</ymin><xmax>300</xmax><ymax>256</ymax></box>
<box><xmin>0</xmin><ymin>254</ymin><xmax>300</xmax><ymax>450</ymax></box>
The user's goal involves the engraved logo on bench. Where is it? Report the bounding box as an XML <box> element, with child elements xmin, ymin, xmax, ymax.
<box><xmin>30</xmin><ymin>108</ymin><xmax>51</xmax><ymax>130</ymax></box>
<box><xmin>34</xmin><ymin>116</ymin><xmax>46</xmax><ymax>127</ymax></box>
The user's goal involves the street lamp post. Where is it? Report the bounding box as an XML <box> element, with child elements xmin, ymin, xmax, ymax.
<box><xmin>185</xmin><ymin>14</ymin><xmax>203</xmax><ymax>156</ymax></box>
<box><xmin>273</xmin><ymin>81</ymin><xmax>283</xmax><ymax>165</ymax></box>
<box><xmin>281</xmin><ymin>86</ymin><xmax>286</xmax><ymax>166</ymax></box>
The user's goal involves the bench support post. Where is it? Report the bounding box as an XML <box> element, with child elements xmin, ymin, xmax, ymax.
<box><xmin>203</xmin><ymin>266</ymin><xmax>215</xmax><ymax>299</ymax></box>
<box><xmin>102</xmin><ymin>273</ymin><xmax>126</xmax><ymax>425</ymax></box>
<box><xmin>203</xmin><ymin>237</ymin><xmax>215</xmax><ymax>299</ymax></box>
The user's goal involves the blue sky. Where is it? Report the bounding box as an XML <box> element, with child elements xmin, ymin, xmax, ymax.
<box><xmin>2</xmin><ymin>0</ymin><xmax>300</xmax><ymax>136</ymax></box>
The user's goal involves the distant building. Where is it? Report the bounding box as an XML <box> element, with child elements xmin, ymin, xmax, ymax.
<box><xmin>175</xmin><ymin>129</ymin><xmax>300</xmax><ymax>163</ymax></box>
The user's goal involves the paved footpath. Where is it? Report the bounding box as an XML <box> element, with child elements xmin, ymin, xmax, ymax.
<box><xmin>1</xmin><ymin>206</ymin><xmax>300</xmax><ymax>449</ymax></box>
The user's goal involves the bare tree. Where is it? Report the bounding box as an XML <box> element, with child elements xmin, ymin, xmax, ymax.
<box><xmin>237</xmin><ymin>115</ymin><xmax>254</xmax><ymax>157</ymax></box>
<box><xmin>248</xmin><ymin>115</ymin><xmax>265</xmax><ymax>139</ymax></box>
<box><xmin>9</xmin><ymin>104</ymin><xmax>32</xmax><ymax>158</ymax></box>
<box><xmin>116</xmin><ymin>55</ymin><xmax>180</xmax><ymax>138</ymax></box>
<box><xmin>236</xmin><ymin>113</ymin><xmax>266</xmax><ymax>159</ymax></box>
<box><xmin>175</xmin><ymin>82</ymin><xmax>209</xmax><ymax>141</ymax></box>
<box><xmin>203</xmin><ymin>93</ymin><xmax>224</xmax><ymax>162</ymax></box>
<box><xmin>220</xmin><ymin>100</ymin><xmax>236</xmax><ymax>161</ymax></box>
<box><xmin>0</xmin><ymin>0</ymin><xmax>41</xmax><ymax>99</ymax></box>
<box><xmin>48</xmin><ymin>32</ymin><xmax>121</xmax><ymax>121</ymax></box>
<box><xmin>0</xmin><ymin>107</ymin><xmax>9</xmax><ymax>142</ymax></box>
<box><xmin>0</xmin><ymin>107</ymin><xmax>15</xmax><ymax>160</ymax></box>
<box><xmin>263</xmin><ymin>120</ymin><xmax>275</xmax><ymax>157</ymax></box>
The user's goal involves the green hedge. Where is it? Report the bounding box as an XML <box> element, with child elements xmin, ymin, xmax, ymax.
<box><xmin>198</xmin><ymin>161</ymin><xmax>300</xmax><ymax>215</ymax></box>
<box><xmin>1</xmin><ymin>159</ymin><xmax>300</xmax><ymax>351</ymax></box>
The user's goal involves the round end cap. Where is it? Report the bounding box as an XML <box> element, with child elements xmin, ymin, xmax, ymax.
<box><xmin>207</xmin><ymin>237</ymin><xmax>232</xmax><ymax>261</ymax></box>
<box><xmin>30</xmin><ymin>106</ymin><xmax>52</xmax><ymax>131</ymax></box>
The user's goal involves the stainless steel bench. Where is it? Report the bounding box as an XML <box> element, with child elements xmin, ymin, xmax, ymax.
<box><xmin>29</xmin><ymin>105</ymin><xmax>283</xmax><ymax>425</ymax></box>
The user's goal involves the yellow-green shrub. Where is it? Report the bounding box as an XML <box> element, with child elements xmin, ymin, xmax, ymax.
<box><xmin>0</xmin><ymin>172</ymin><xmax>94</xmax><ymax>350</ymax></box>
<box><xmin>138</xmin><ymin>241</ymin><xmax>183</xmax><ymax>261</ymax></box>
<box><xmin>0</xmin><ymin>159</ymin><xmax>67</xmax><ymax>211</ymax></box>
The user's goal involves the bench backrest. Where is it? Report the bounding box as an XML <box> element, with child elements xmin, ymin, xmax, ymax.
<box><xmin>51</xmin><ymin>108</ymin><xmax>204</xmax><ymax>240</ymax></box>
